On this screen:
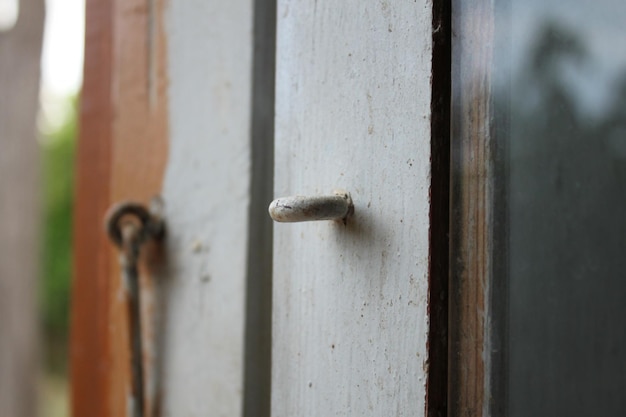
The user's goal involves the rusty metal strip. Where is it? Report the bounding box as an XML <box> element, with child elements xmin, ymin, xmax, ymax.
<box><xmin>105</xmin><ymin>201</ymin><xmax>165</xmax><ymax>417</ymax></box>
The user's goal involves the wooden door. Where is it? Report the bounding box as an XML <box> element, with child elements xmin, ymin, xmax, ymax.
<box><xmin>271</xmin><ymin>1</ymin><xmax>449</xmax><ymax>416</ymax></box>
<box><xmin>71</xmin><ymin>0</ymin><xmax>446</xmax><ymax>416</ymax></box>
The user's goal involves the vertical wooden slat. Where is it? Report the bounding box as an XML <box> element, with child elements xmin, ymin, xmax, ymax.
<box><xmin>158</xmin><ymin>1</ymin><xmax>256</xmax><ymax>415</ymax></box>
<box><xmin>108</xmin><ymin>0</ymin><xmax>169</xmax><ymax>414</ymax></box>
<box><xmin>428</xmin><ymin>0</ymin><xmax>451</xmax><ymax>415</ymax></box>
<box><xmin>70</xmin><ymin>0</ymin><xmax>114</xmax><ymax>414</ymax></box>
<box><xmin>71</xmin><ymin>0</ymin><xmax>169</xmax><ymax>414</ymax></box>
<box><xmin>272</xmin><ymin>1</ymin><xmax>436</xmax><ymax>415</ymax></box>
<box><xmin>449</xmin><ymin>0</ymin><xmax>499</xmax><ymax>415</ymax></box>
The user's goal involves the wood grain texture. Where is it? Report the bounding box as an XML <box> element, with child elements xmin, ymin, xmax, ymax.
<box><xmin>159</xmin><ymin>1</ymin><xmax>255</xmax><ymax>415</ymax></box>
<box><xmin>0</xmin><ymin>1</ymin><xmax>45</xmax><ymax>416</ymax></box>
<box><xmin>272</xmin><ymin>1</ymin><xmax>434</xmax><ymax>415</ymax></box>
<box><xmin>449</xmin><ymin>0</ymin><xmax>496</xmax><ymax>415</ymax></box>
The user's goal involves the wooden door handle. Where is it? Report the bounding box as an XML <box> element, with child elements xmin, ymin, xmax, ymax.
<box><xmin>268</xmin><ymin>190</ymin><xmax>353</xmax><ymax>223</ymax></box>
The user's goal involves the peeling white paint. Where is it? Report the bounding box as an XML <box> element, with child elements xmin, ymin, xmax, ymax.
<box><xmin>272</xmin><ymin>0</ymin><xmax>433</xmax><ymax>416</ymax></box>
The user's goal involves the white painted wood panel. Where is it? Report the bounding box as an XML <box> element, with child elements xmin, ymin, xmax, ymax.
<box><xmin>272</xmin><ymin>1</ymin><xmax>433</xmax><ymax>416</ymax></box>
<box><xmin>160</xmin><ymin>1</ymin><xmax>253</xmax><ymax>415</ymax></box>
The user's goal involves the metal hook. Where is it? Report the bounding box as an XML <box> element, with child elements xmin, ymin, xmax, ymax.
<box><xmin>104</xmin><ymin>198</ymin><xmax>165</xmax><ymax>417</ymax></box>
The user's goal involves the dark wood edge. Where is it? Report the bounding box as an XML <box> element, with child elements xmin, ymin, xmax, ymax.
<box><xmin>427</xmin><ymin>0</ymin><xmax>451</xmax><ymax>415</ymax></box>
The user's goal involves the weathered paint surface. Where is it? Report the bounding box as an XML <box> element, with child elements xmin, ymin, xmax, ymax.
<box><xmin>272</xmin><ymin>1</ymin><xmax>433</xmax><ymax>416</ymax></box>
<box><xmin>158</xmin><ymin>1</ymin><xmax>253</xmax><ymax>415</ymax></box>
<box><xmin>72</xmin><ymin>0</ymin><xmax>256</xmax><ymax>415</ymax></box>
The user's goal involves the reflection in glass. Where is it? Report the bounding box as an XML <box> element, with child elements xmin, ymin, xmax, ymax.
<box><xmin>496</xmin><ymin>1</ymin><xmax>626</xmax><ymax>415</ymax></box>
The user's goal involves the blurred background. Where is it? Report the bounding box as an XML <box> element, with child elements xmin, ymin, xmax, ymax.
<box><xmin>1</xmin><ymin>0</ymin><xmax>83</xmax><ymax>415</ymax></box>
<box><xmin>4</xmin><ymin>0</ymin><xmax>626</xmax><ymax>416</ymax></box>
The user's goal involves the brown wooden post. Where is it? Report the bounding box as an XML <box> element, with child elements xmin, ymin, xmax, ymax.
<box><xmin>71</xmin><ymin>0</ymin><xmax>168</xmax><ymax>414</ymax></box>
<box><xmin>70</xmin><ymin>0</ymin><xmax>114</xmax><ymax>414</ymax></box>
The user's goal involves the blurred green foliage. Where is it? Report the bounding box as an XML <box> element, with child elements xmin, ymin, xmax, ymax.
<box><xmin>40</xmin><ymin>98</ymin><xmax>77</xmax><ymax>372</ymax></box>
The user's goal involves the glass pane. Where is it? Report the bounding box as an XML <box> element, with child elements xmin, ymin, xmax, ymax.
<box><xmin>452</xmin><ymin>0</ymin><xmax>626</xmax><ymax>415</ymax></box>
<box><xmin>501</xmin><ymin>0</ymin><xmax>626</xmax><ymax>415</ymax></box>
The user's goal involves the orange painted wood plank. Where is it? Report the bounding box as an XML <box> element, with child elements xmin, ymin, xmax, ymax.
<box><xmin>70</xmin><ymin>0</ymin><xmax>114</xmax><ymax>415</ymax></box>
<box><xmin>71</xmin><ymin>0</ymin><xmax>169</xmax><ymax>414</ymax></box>
<box><xmin>108</xmin><ymin>0</ymin><xmax>169</xmax><ymax>415</ymax></box>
